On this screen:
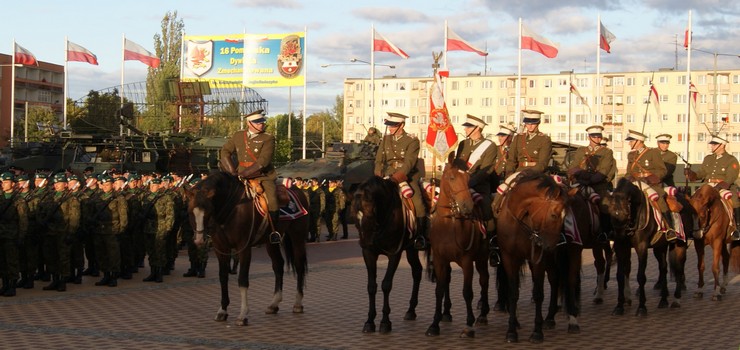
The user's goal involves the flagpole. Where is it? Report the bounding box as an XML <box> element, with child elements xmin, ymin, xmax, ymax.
<box><xmin>370</xmin><ymin>24</ymin><xmax>376</xmax><ymax>127</ymax></box>
<box><xmin>568</xmin><ymin>72</ymin><xmax>572</xmax><ymax>147</ymax></box>
<box><xmin>516</xmin><ymin>18</ymin><xmax>522</xmax><ymax>127</ymax></box>
<box><xmin>302</xmin><ymin>26</ymin><xmax>308</xmax><ymax>159</ymax></box>
<box><xmin>120</xmin><ymin>33</ymin><xmax>125</xmax><ymax>136</ymax></box>
<box><xmin>596</xmin><ymin>14</ymin><xmax>601</xmax><ymax>128</ymax></box>
<box><xmin>444</xmin><ymin>20</ymin><xmax>448</xmax><ymax>70</ymax></box>
<box><xmin>64</xmin><ymin>37</ymin><xmax>68</xmax><ymax>130</ymax></box>
<box><xmin>179</xmin><ymin>30</ymin><xmax>186</xmax><ymax>134</ymax></box>
<box><xmin>10</xmin><ymin>39</ymin><xmax>16</xmax><ymax>148</ymax></box>
<box><xmin>685</xmin><ymin>10</ymin><xmax>692</xmax><ymax>162</ymax></box>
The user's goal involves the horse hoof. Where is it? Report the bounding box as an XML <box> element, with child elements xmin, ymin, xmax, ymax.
<box><xmin>593</xmin><ymin>297</ymin><xmax>604</xmax><ymax>305</ymax></box>
<box><xmin>568</xmin><ymin>324</ymin><xmax>581</xmax><ymax>334</ymax></box>
<box><xmin>653</xmin><ymin>281</ymin><xmax>662</xmax><ymax>290</ymax></box>
<box><xmin>362</xmin><ymin>322</ymin><xmax>376</xmax><ymax>333</ymax></box>
<box><xmin>712</xmin><ymin>295</ymin><xmax>722</xmax><ymax>301</ymax></box>
<box><xmin>379</xmin><ymin>322</ymin><xmax>392</xmax><ymax>334</ymax></box>
<box><xmin>693</xmin><ymin>292</ymin><xmax>703</xmax><ymax>299</ymax></box>
<box><xmin>529</xmin><ymin>332</ymin><xmax>544</xmax><ymax>344</ymax></box>
<box><xmin>670</xmin><ymin>301</ymin><xmax>681</xmax><ymax>308</ymax></box>
<box><xmin>720</xmin><ymin>287</ymin><xmax>727</xmax><ymax>294</ymax></box>
<box><xmin>265</xmin><ymin>306</ymin><xmax>279</xmax><ymax>314</ymax></box>
<box><xmin>425</xmin><ymin>325</ymin><xmax>440</xmax><ymax>336</ymax></box>
<box><xmin>612</xmin><ymin>306</ymin><xmax>624</xmax><ymax>316</ymax></box>
<box><xmin>460</xmin><ymin>328</ymin><xmax>475</xmax><ymax>338</ymax></box>
<box><xmin>214</xmin><ymin>313</ymin><xmax>228</xmax><ymax>322</ymax></box>
<box><xmin>493</xmin><ymin>302</ymin><xmax>506</xmax><ymax>313</ymax></box>
<box><xmin>506</xmin><ymin>331</ymin><xmax>518</xmax><ymax>343</ymax></box>
<box><xmin>626</xmin><ymin>299</ymin><xmax>633</xmax><ymax>306</ymax></box>
<box><xmin>657</xmin><ymin>299</ymin><xmax>669</xmax><ymax>309</ymax></box>
<box><xmin>236</xmin><ymin>318</ymin><xmax>248</xmax><ymax>326</ymax></box>
<box><xmin>635</xmin><ymin>307</ymin><xmax>647</xmax><ymax>317</ymax></box>
<box><xmin>476</xmin><ymin>299</ymin><xmax>482</xmax><ymax>310</ymax></box>
<box><xmin>441</xmin><ymin>314</ymin><xmax>452</xmax><ymax>323</ymax></box>
<box><xmin>403</xmin><ymin>311</ymin><xmax>416</xmax><ymax>321</ymax></box>
<box><xmin>543</xmin><ymin>319</ymin><xmax>555</xmax><ymax>330</ymax></box>
<box><xmin>475</xmin><ymin>316</ymin><xmax>488</xmax><ymax>326</ymax></box>
<box><xmin>293</xmin><ymin>305</ymin><xmax>304</xmax><ymax>314</ymax></box>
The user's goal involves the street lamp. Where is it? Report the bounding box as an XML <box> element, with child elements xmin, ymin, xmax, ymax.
<box><xmin>691</xmin><ymin>48</ymin><xmax>740</xmax><ymax>133</ymax></box>
<box><xmin>294</xmin><ymin>80</ymin><xmax>326</xmax><ymax>160</ymax></box>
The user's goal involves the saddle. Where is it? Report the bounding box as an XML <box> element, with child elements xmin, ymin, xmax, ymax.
<box><xmin>400</xmin><ymin>192</ymin><xmax>416</xmax><ymax>238</ymax></box>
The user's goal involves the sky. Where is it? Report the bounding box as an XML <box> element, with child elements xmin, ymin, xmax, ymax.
<box><xmin>3</xmin><ymin>0</ymin><xmax>740</xmax><ymax>117</ymax></box>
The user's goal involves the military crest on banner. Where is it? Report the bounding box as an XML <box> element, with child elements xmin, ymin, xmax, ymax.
<box><xmin>186</xmin><ymin>40</ymin><xmax>213</xmax><ymax>77</ymax></box>
<box><xmin>277</xmin><ymin>35</ymin><xmax>303</xmax><ymax>79</ymax></box>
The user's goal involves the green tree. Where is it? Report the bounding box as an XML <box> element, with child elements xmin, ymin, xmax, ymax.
<box><xmin>16</xmin><ymin>106</ymin><xmax>59</xmax><ymax>142</ymax></box>
<box><xmin>305</xmin><ymin>110</ymin><xmax>342</xmax><ymax>158</ymax></box>
<box><xmin>68</xmin><ymin>90</ymin><xmax>123</xmax><ymax>135</ymax></box>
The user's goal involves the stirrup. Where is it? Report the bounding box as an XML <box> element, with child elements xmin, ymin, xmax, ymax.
<box><xmin>692</xmin><ymin>229</ymin><xmax>704</xmax><ymax>240</ymax></box>
<box><xmin>597</xmin><ymin>232</ymin><xmax>609</xmax><ymax>243</ymax></box>
<box><xmin>732</xmin><ymin>230</ymin><xmax>740</xmax><ymax>241</ymax></box>
<box><xmin>664</xmin><ymin>229</ymin><xmax>677</xmax><ymax>242</ymax></box>
<box><xmin>413</xmin><ymin>235</ymin><xmax>427</xmax><ymax>250</ymax></box>
<box><xmin>269</xmin><ymin>231</ymin><xmax>282</xmax><ymax>245</ymax></box>
<box><xmin>489</xmin><ymin>249</ymin><xmax>501</xmax><ymax>267</ymax></box>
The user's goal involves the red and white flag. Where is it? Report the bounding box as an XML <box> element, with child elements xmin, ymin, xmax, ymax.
<box><xmin>14</xmin><ymin>43</ymin><xmax>37</xmax><ymax>66</ymax></box>
<box><xmin>683</xmin><ymin>29</ymin><xmax>692</xmax><ymax>49</ymax></box>
<box><xmin>689</xmin><ymin>81</ymin><xmax>699</xmax><ymax>116</ymax></box>
<box><xmin>426</xmin><ymin>72</ymin><xmax>457</xmax><ymax>158</ymax></box>
<box><xmin>446</xmin><ymin>27</ymin><xmax>488</xmax><ymax>56</ymax></box>
<box><xmin>67</xmin><ymin>40</ymin><xmax>98</xmax><ymax>65</ymax></box>
<box><xmin>373</xmin><ymin>29</ymin><xmax>409</xmax><ymax>59</ymax></box>
<box><xmin>124</xmin><ymin>39</ymin><xmax>161</xmax><ymax>68</ymax></box>
<box><xmin>649</xmin><ymin>82</ymin><xmax>662</xmax><ymax>118</ymax></box>
<box><xmin>599</xmin><ymin>21</ymin><xmax>616</xmax><ymax>53</ymax></box>
<box><xmin>521</xmin><ymin>24</ymin><xmax>558</xmax><ymax>58</ymax></box>
<box><xmin>570</xmin><ymin>82</ymin><xmax>587</xmax><ymax>106</ymax></box>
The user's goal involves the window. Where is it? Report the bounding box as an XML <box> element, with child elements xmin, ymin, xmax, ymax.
<box><xmin>733</xmin><ymin>113</ymin><xmax>740</xmax><ymax>123</ymax></box>
<box><xmin>660</xmin><ymin>95</ymin><xmax>669</xmax><ymax>103</ymax></box>
<box><xmin>411</xmin><ymin>115</ymin><xmax>418</xmax><ymax>124</ymax></box>
<box><xmin>559</xmin><ymin>79</ymin><xmax>568</xmax><ymax>86</ymax></box>
<box><xmin>575</xmin><ymin>114</ymin><xmax>587</xmax><ymax>124</ymax></box>
<box><xmin>451</xmin><ymin>98</ymin><xmax>459</xmax><ymax>107</ymax></box>
<box><xmin>355</xmin><ymin>133</ymin><xmax>362</xmax><ymax>142</ymax></box>
<box><xmin>544</xmin><ymin>79</ymin><xmax>552</xmax><ymax>88</ymax></box>
<box><xmin>466</xmin><ymin>80</ymin><xmax>475</xmax><ymax>88</ymax></box>
<box><xmin>485</xmin><ymin>115</ymin><xmax>493</xmax><ymax>124</ymax></box>
<box><xmin>499</xmin><ymin>80</ymin><xmax>507</xmax><ymax>89</ymax></box>
<box><xmin>557</xmin><ymin>114</ymin><xmax>566</xmax><ymax>122</ymax></box>
<box><xmin>355</xmin><ymin>84</ymin><xmax>363</xmax><ymax>91</ymax></box>
<box><xmin>542</xmin><ymin>114</ymin><xmax>551</xmax><ymax>123</ymax></box>
<box><xmin>355</xmin><ymin>117</ymin><xmax>362</xmax><ymax>124</ymax></box>
<box><xmin>700</xmin><ymin>95</ymin><xmax>708</xmax><ymax>104</ymax></box>
<box><xmin>557</xmin><ymin>132</ymin><xmax>567</xmax><ymax>141</ymax></box>
<box><xmin>464</xmin><ymin>98</ymin><xmax>473</xmax><ymax>106</ymax></box>
<box><xmin>733</xmin><ymin>133</ymin><xmax>740</xmax><ymax>142</ymax></box>
<box><xmin>382</xmin><ymin>99</ymin><xmax>389</xmax><ymax>106</ymax></box>
<box><xmin>697</xmin><ymin>132</ymin><xmax>706</xmax><ymax>141</ymax></box>
<box><xmin>578</xmin><ymin>78</ymin><xmax>589</xmax><ymax>87</ymax></box>
<box><xmin>626</xmin><ymin>96</ymin><xmax>634</xmax><ymax>105</ymax></box>
<box><xmin>558</xmin><ymin>96</ymin><xmax>567</xmax><ymax>105</ymax></box>
<box><xmin>626</xmin><ymin>114</ymin><xmax>634</xmax><ymax>123</ymax></box>
<box><xmin>397</xmin><ymin>83</ymin><xmax>406</xmax><ymax>91</ymax></box>
<box><xmin>698</xmin><ymin>75</ymin><xmax>706</xmax><ymax>85</ymax></box>
<box><xmin>699</xmin><ymin>113</ymin><xmax>707</xmax><ymax>123</ymax></box>
<box><xmin>499</xmin><ymin>115</ymin><xmax>507</xmax><ymax>123</ymax></box>
<box><xmin>451</xmin><ymin>81</ymin><xmax>459</xmax><ymax>90</ymax></box>
<box><xmin>481</xmin><ymin>97</ymin><xmax>492</xmax><ymax>107</ymax></box>
<box><xmin>354</xmin><ymin>99</ymin><xmax>361</xmax><ymax>108</ymax></box>
<box><xmin>659</xmin><ymin>76</ymin><xmax>668</xmax><ymax>84</ymax></box>
<box><xmin>481</xmin><ymin>80</ymin><xmax>493</xmax><ymax>89</ymax></box>
<box><xmin>543</xmin><ymin>97</ymin><xmax>551</xmax><ymax>105</ymax></box>
<box><xmin>575</xmin><ymin>133</ymin><xmax>586</xmax><ymax>142</ymax></box>
<box><xmin>643</xmin><ymin>77</ymin><xmax>650</xmax><ymax>86</ymax></box>
<box><xmin>733</xmin><ymin>94</ymin><xmax>740</xmax><ymax>104</ymax></box>
<box><xmin>677</xmin><ymin>113</ymin><xmax>687</xmax><ymax>123</ymax></box>
<box><xmin>529</xmin><ymin>80</ymin><xmax>536</xmax><ymax>88</ymax></box>
<box><xmin>499</xmin><ymin>98</ymin><xmax>506</xmax><ymax>106</ymax></box>
<box><xmin>614</xmin><ymin>77</ymin><xmax>624</xmax><ymax>86</ymax></box>
<box><xmin>627</xmin><ymin>77</ymin><xmax>635</xmax><ymax>86</ymax></box>
<box><xmin>451</xmin><ymin>115</ymin><xmax>459</xmax><ymax>123</ymax></box>
<box><xmin>734</xmin><ymin>75</ymin><xmax>740</xmax><ymax>84</ymax></box>
<box><xmin>528</xmin><ymin>97</ymin><xmax>536</xmax><ymax>106</ymax></box>
<box><xmin>676</xmin><ymin>95</ymin><xmax>687</xmax><ymax>104</ymax></box>
<box><xmin>677</xmin><ymin>76</ymin><xmax>687</xmax><ymax>85</ymax></box>
<box><xmin>395</xmin><ymin>99</ymin><xmax>406</xmax><ymax>108</ymax></box>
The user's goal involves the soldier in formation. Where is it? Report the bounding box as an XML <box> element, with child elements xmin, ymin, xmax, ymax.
<box><xmin>307</xmin><ymin>177</ymin><xmax>325</xmax><ymax>242</ymax></box>
<box><xmin>0</xmin><ymin>172</ymin><xmax>28</xmax><ymax>297</ymax></box>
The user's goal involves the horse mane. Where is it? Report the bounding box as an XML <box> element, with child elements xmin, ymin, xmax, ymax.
<box><xmin>448</xmin><ymin>158</ymin><xmax>469</xmax><ymax>172</ymax></box>
<box><xmin>194</xmin><ymin>171</ymin><xmax>245</xmax><ymax>222</ymax></box>
<box><xmin>516</xmin><ymin>170</ymin><xmax>564</xmax><ymax>200</ymax></box>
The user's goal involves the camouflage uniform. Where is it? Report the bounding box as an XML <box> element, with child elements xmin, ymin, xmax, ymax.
<box><xmin>39</xmin><ymin>175</ymin><xmax>81</xmax><ymax>292</ymax></box>
<box><xmin>0</xmin><ymin>174</ymin><xmax>29</xmax><ymax>296</ymax></box>
<box><xmin>119</xmin><ymin>184</ymin><xmax>140</xmax><ymax>279</ymax></box>
<box><xmin>67</xmin><ymin>179</ymin><xmax>88</xmax><ymax>284</ymax></box>
<box><xmin>307</xmin><ymin>182</ymin><xmax>325</xmax><ymax>242</ymax></box>
<box><xmin>324</xmin><ymin>182</ymin><xmax>345</xmax><ymax>241</ymax></box>
<box><xmin>363</xmin><ymin>127</ymin><xmax>381</xmax><ymax>145</ymax></box>
<box><xmin>18</xmin><ymin>177</ymin><xmax>44</xmax><ymax>289</ymax></box>
<box><xmin>81</xmin><ymin>183</ymin><xmax>100</xmax><ymax>277</ymax></box>
<box><xmin>90</xmin><ymin>177</ymin><xmax>128</xmax><ymax>287</ymax></box>
<box><xmin>141</xmin><ymin>180</ymin><xmax>175</xmax><ymax>283</ymax></box>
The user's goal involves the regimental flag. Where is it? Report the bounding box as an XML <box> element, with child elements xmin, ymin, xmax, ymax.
<box><xmin>373</xmin><ymin>29</ymin><xmax>409</xmax><ymax>59</ymax></box>
<box><xmin>14</xmin><ymin>43</ymin><xmax>37</xmax><ymax>65</ymax></box>
<box><xmin>689</xmin><ymin>81</ymin><xmax>699</xmax><ymax>116</ymax></box>
<box><xmin>124</xmin><ymin>39</ymin><xmax>161</xmax><ymax>68</ymax></box>
<box><xmin>649</xmin><ymin>82</ymin><xmax>662</xmax><ymax>118</ymax></box>
<box><xmin>570</xmin><ymin>82</ymin><xmax>587</xmax><ymax>106</ymax></box>
<box><xmin>446</xmin><ymin>26</ymin><xmax>488</xmax><ymax>56</ymax></box>
<box><xmin>67</xmin><ymin>41</ymin><xmax>98</xmax><ymax>65</ymax></box>
<box><xmin>599</xmin><ymin>21</ymin><xmax>616</xmax><ymax>53</ymax></box>
<box><xmin>521</xmin><ymin>24</ymin><xmax>558</xmax><ymax>58</ymax></box>
<box><xmin>426</xmin><ymin>71</ymin><xmax>457</xmax><ymax>158</ymax></box>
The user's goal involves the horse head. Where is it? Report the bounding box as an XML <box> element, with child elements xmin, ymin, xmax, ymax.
<box><xmin>504</xmin><ymin>171</ymin><xmax>567</xmax><ymax>250</ymax></box>
<box><xmin>438</xmin><ymin>156</ymin><xmax>474</xmax><ymax>219</ymax></box>
<box><xmin>186</xmin><ymin>172</ymin><xmax>244</xmax><ymax>246</ymax></box>
<box><xmin>352</xmin><ymin>176</ymin><xmax>402</xmax><ymax>242</ymax></box>
<box><xmin>690</xmin><ymin>184</ymin><xmax>720</xmax><ymax>231</ymax></box>
<box><xmin>603</xmin><ymin>178</ymin><xmax>646</xmax><ymax>237</ymax></box>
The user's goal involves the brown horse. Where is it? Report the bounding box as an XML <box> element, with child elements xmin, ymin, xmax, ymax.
<box><xmin>352</xmin><ymin>175</ymin><xmax>423</xmax><ymax>334</ymax></box>
<box><xmin>496</xmin><ymin>171</ymin><xmax>569</xmax><ymax>343</ymax></box>
<box><xmin>688</xmin><ymin>184</ymin><xmax>739</xmax><ymax>300</ymax></box>
<box><xmin>424</xmin><ymin>157</ymin><xmax>489</xmax><ymax>338</ymax></box>
<box><xmin>186</xmin><ymin>171</ymin><xmax>309</xmax><ymax>326</ymax></box>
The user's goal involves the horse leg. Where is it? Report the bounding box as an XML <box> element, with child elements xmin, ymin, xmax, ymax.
<box><xmin>720</xmin><ymin>243</ymin><xmax>730</xmax><ymax>295</ymax></box>
<box><xmin>441</xmin><ymin>265</ymin><xmax>453</xmax><ymax>322</ymax></box>
<box><xmin>215</xmin><ymin>253</ymin><xmax>230</xmax><ymax>322</ymax></box>
<box><xmin>235</xmin><ymin>251</ymin><xmax>252</xmax><ymax>326</ymax></box>
<box><xmin>592</xmin><ymin>246</ymin><xmax>606</xmax><ymax>304</ymax></box>
<box><xmin>694</xmin><ymin>242</ymin><xmax>706</xmax><ymax>299</ymax></box>
<box><xmin>494</xmin><ymin>264</ymin><xmax>508</xmax><ymax>312</ymax></box>
<box><xmin>653</xmin><ymin>245</ymin><xmax>669</xmax><ymax>309</ymax></box>
<box><xmin>458</xmin><ymin>259</ymin><xmax>477</xmax><ymax>338</ymax></box>
<box><xmin>565</xmin><ymin>245</ymin><xmax>582</xmax><ymax>334</ymax></box>
<box><xmin>604</xmin><ymin>242</ymin><xmax>613</xmax><ymax>289</ymax></box>
<box><xmin>529</xmin><ymin>263</ymin><xmax>546</xmax><ymax>344</ymax></box>
<box><xmin>425</xmin><ymin>258</ymin><xmax>448</xmax><ymax>337</ymax></box>
<box><xmin>290</xmin><ymin>228</ymin><xmax>308</xmax><ymax>314</ymax></box>
<box><xmin>669</xmin><ymin>242</ymin><xmax>687</xmax><ymax>308</ymax></box>
<box><xmin>634</xmin><ymin>242</ymin><xmax>649</xmax><ymax>316</ymax></box>
<box><xmin>612</xmin><ymin>239</ymin><xmax>631</xmax><ymax>315</ymax></box>
<box><xmin>504</xmin><ymin>260</ymin><xmax>521</xmax><ymax>343</ymax></box>
<box><xmin>474</xmin><ymin>255</ymin><xmax>490</xmax><ymax>326</ymax></box>
<box><xmin>362</xmin><ymin>250</ymin><xmax>378</xmax><ymax>333</ymax></box>
<box><xmin>711</xmin><ymin>240</ymin><xmax>726</xmax><ymax>301</ymax></box>
<box><xmin>265</xmin><ymin>244</ymin><xmax>284</xmax><ymax>314</ymax></box>
<box><xmin>403</xmin><ymin>247</ymin><xmax>422</xmax><ymax>321</ymax></box>
<box><xmin>378</xmin><ymin>252</ymin><xmax>403</xmax><ymax>334</ymax></box>
<box><xmin>543</xmin><ymin>259</ymin><xmax>559</xmax><ymax>330</ymax></box>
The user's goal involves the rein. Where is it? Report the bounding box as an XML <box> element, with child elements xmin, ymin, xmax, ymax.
<box><xmin>506</xmin><ymin>201</ymin><xmax>546</xmax><ymax>264</ymax></box>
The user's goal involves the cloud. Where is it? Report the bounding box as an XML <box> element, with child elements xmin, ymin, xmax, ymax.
<box><xmin>474</xmin><ymin>0</ymin><xmax>619</xmax><ymax>19</ymax></box>
<box><xmin>351</xmin><ymin>7</ymin><xmax>430</xmax><ymax>24</ymax></box>
<box><xmin>640</xmin><ymin>0</ymin><xmax>738</xmax><ymax>15</ymax></box>
<box><xmin>232</xmin><ymin>0</ymin><xmax>302</xmax><ymax>9</ymax></box>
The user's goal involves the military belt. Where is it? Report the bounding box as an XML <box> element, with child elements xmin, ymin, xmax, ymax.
<box><xmin>521</xmin><ymin>161</ymin><xmax>538</xmax><ymax>167</ymax></box>
<box><xmin>707</xmin><ymin>178</ymin><xmax>723</xmax><ymax>183</ymax></box>
<box><xmin>239</xmin><ymin>161</ymin><xmax>255</xmax><ymax>167</ymax></box>
<box><xmin>388</xmin><ymin>160</ymin><xmax>404</xmax><ymax>169</ymax></box>
<box><xmin>631</xmin><ymin>172</ymin><xmax>653</xmax><ymax>178</ymax></box>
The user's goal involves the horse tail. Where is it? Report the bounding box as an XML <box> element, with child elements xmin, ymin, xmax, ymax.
<box><xmin>556</xmin><ymin>245</ymin><xmax>582</xmax><ymax>317</ymax></box>
<box><xmin>731</xmin><ymin>242</ymin><xmax>740</xmax><ymax>274</ymax></box>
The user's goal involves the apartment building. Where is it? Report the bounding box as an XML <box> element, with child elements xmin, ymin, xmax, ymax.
<box><xmin>342</xmin><ymin>68</ymin><xmax>740</xmax><ymax>174</ymax></box>
<box><xmin>0</xmin><ymin>53</ymin><xmax>65</xmax><ymax>148</ymax></box>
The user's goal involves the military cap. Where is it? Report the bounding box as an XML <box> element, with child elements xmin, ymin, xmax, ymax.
<box><xmin>51</xmin><ymin>173</ymin><xmax>68</xmax><ymax>183</ymax></box>
<box><xmin>35</xmin><ymin>173</ymin><xmax>48</xmax><ymax>180</ymax></box>
<box><xmin>67</xmin><ymin>174</ymin><xmax>80</xmax><ymax>182</ymax></box>
<box><xmin>522</xmin><ymin>110</ymin><xmax>544</xmax><ymax>124</ymax></box>
<box><xmin>149</xmin><ymin>178</ymin><xmax>163</xmax><ymax>185</ymax></box>
<box><xmin>496</xmin><ymin>124</ymin><xmax>516</xmax><ymax>136</ymax></box>
<box><xmin>161</xmin><ymin>175</ymin><xmax>174</xmax><ymax>182</ymax></box>
<box><xmin>130</xmin><ymin>174</ymin><xmax>142</xmax><ymax>180</ymax></box>
<box><xmin>245</xmin><ymin>109</ymin><xmax>267</xmax><ymax>123</ymax></box>
<box><xmin>384</xmin><ymin>112</ymin><xmax>408</xmax><ymax>126</ymax></box>
<box><xmin>188</xmin><ymin>177</ymin><xmax>201</xmax><ymax>185</ymax></box>
<box><xmin>16</xmin><ymin>174</ymin><xmax>29</xmax><ymax>182</ymax></box>
<box><xmin>625</xmin><ymin>129</ymin><xmax>647</xmax><ymax>142</ymax></box>
<box><xmin>655</xmin><ymin>134</ymin><xmax>672</xmax><ymax>143</ymax></box>
<box><xmin>462</xmin><ymin>114</ymin><xmax>487</xmax><ymax>128</ymax></box>
<box><xmin>586</xmin><ymin>125</ymin><xmax>604</xmax><ymax>136</ymax></box>
<box><xmin>0</xmin><ymin>172</ymin><xmax>14</xmax><ymax>181</ymax></box>
<box><xmin>709</xmin><ymin>135</ymin><xmax>728</xmax><ymax>145</ymax></box>
<box><xmin>114</xmin><ymin>176</ymin><xmax>127</xmax><ymax>182</ymax></box>
<box><xmin>98</xmin><ymin>175</ymin><xmax>113</xmax><ymax>184</ymax></box>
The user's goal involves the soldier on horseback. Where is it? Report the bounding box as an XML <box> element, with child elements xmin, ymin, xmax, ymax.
<box><xmin>685</xmin><ymin>135</ymin><xmax>740</xmax><ymax>241</ymax></box>
<box><xmin>454</xmin><ymin>114</ymin><xmax>499</xmax><ymax>265</ymax></box>
<box><xmin>624</xmin><ymin>129</ymin><xmax>677</xmax><ymax>242</ymax></box>
<box><xmin>374</xmin><ymin>112</ymin><xmax>428</xmax><ymax>249</ymax></box>
<box><xmin>220</xmin><ymin>109</ymin><xmax>281</xmax><ymax>244</ymax></box>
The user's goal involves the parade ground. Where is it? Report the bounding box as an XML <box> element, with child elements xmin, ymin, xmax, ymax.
<box><xmin>1</xmin><ymin>228</ymin><xmax>739</xmax><ymax>350</ymax></box>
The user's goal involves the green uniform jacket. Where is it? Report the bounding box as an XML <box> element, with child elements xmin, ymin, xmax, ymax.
<box><xmin>660</xmin><ymin>150</ymin><xmax>678</xmax><ymax>187</ymax></box>
<box><xmin>308</xmin><ymin>186</ymin><xmax>325</xmax><ymax>215</ymax></box>
<box><xmin>569</xmin><ymin>145</ymin><xmax>617</xmax><ymax>182</ymax></box>
<box><xmin>220</xmin><ymin>130</ymin><xmax>277</xmax><ymax>181</ymax></box>
<box><xmin>93</xmin><ymin>191</ymin><xmax>129</xmax><ymax>235</ymax></box>
<box><xmin>626</xmin><ymin>147</ymin><xmax>667</xmax><ymax>185</ymax></box>
<box><xmin>0</xmin><ymin>192</ymin><xmax>28</xmax><ymax>240</ymax></box>
<box><xmin>695</xmin><ymin>153</ymin><xmax>740</xmax><ymax>185</ymax></box>
<box><xmin>374</xmin><ymin>132</ymin><xmax>421</xmax><ymax>181</ymax></box>
<box><xmin>507</xmin><ymin>132</ymin><xmax>552</xmax><ymax>173</ymax></box>
<box><xmin>142</xmin><ymin>191</ymin><xmax>175</xmax><ymax>236</ymax></box>
<box><xmin>493</xmin><ymin>145</ymin><xmax>511</xmax><ymax>179</ymax></box>
<box><xmin>42</xmin><ymin>191</ymin><xmax>81</xmax><ymax>235</ymax></box>
<box><xmin>455</xmin><ymin>138</ymin><xmax>498</xmax><ymax>189</ymax></box>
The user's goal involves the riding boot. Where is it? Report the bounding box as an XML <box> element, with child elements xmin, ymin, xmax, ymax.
<box><xmin>108</xmin><ymin>272</ymin><xmax>118</xmax><ymax>287</ymax></box>
<box><xmin>268</xmin><ymin>211</ymin><xmax>282</xmax><ymax>244</ymax></box>
<box><xmin>56</xmin><ymin>279</ymin><xmax>66</xmax><ymax>292</ymax></box>
<box><xmin>3</xmin><ymin>279</ymin><xmax>16</xmax><ymax>297</ymax></box>
<box><xmin>120</xmin><ymin>267</ymin><xmax>132</xmax><ymax>280</ymax></box>
<box><xmin>412</xmin><ymin>216</ymin><xmax>428</xmax><ymax>250</ymax></box>
<box><xmin>732</xmin><ymin>207</ymin><xmax>740</xmax><ymax>241</ymax></box>
<box><xmin>0</xmin><ymin>278</ymin><xmax>8</xmax><ymax>295</ymax></box>
<box><xmin>22</xmin><ymin>273</ymin><xmax>33</xmax><ymax>289</ymax></box>
<box><xmin>183</xmin><ymin>262</ymin><xmax>198</xmax><ymax>277</ymax></box>
<box><xmin>95</xmin><ymin>272</ymin><xmax>111</xmax><ymax>286</ymax></box>
<box><xmin>16</xmin><ymin>273</ymin><xmax>27</xmax><ymax>289</ymax></box>
<box><xmin>154</xmin><ymin>267</ymin><xmax>164</xmax><ymax>283</ymax></box>
<box><xmin>162</xmin><ymin>262</ymin><xmax>171</xmax><ymax>276</ymax></box>
<box><xmin>142</xmin><ymin>267</ymin><xmax>156</xmax><ymax>282</ymax></box>
<box><xmin>489</xmin><ymin>235</ymin><xmax>501</xmax><ymax>267</ymax></box>
<box><xmin>73</xmin><ymin>268</ymin><xmax>83</xmax><ymax>284</ymax></box>
<box><xmin>662</xmin><ymin>210</ymin><xmax>677</xmax><ymax>242</ymax></box>
<box><xmin>42</xmin><ymin>275</ymin><xmax>59</xmax><ymax>291</ymax></box>
<box><xmin>197</xmin><ymin>262</ymin><xmax>207</xmax><ymax>278</ymax></box>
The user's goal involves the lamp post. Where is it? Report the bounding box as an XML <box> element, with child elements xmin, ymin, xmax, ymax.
<box><xmin>691</xmin><ymin>48</ymin><xmax>740</xmax><ymax>134</ymax></box>
<box><xmin>296</xmin><ymin>80</ymin><xmax>327</xmax><ymax>159</ymax></box>
<box><xmin>2</xmin><ymin>63</ymin><xmax>23</xmax><ymax>148</ymax></box>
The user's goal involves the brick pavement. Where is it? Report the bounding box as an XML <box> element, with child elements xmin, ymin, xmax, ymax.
<box><xmin>1</xmin><ymin>234</ymin><xmax>739</xmax><ymax>350</ymax></box>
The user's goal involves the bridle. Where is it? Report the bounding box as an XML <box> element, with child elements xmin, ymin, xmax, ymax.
<box><xmin>506</xmin><ymin>198</ymin><xmax>559</xmax><ymax>264</ymax></box>
<box><xmin>438</xmin><ymin>169</ymin><xmax>474</xmax><ymax>220</ymax></box>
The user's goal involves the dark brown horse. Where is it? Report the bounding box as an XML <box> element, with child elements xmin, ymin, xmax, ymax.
<box><xmin>186</xmin><ymin>171</ymin><xmax>308</xmax><ymax>326</ymax></box>
<box><xmin>601</xmin><ymin>178</ymin><xmax>685</xmax><ymax>316</ymax></box>
<box><xmin>424</xmin><ymin>157</ymin><xmax>489</xmax><ymax>338</ymax></box>
<box><xmin>496</xmin><ymin>171</ymin><xmax>569</xmax><ymax>343</ymax></box>
<box><xmin>352</xmin><ymin>175</ymin><xmax>423</xmax><ymax>333</ymax></box>
<box><xmin>689</xmin><ymin>184</ymin><xmax>739</xmax><ymax>300</ymax></box>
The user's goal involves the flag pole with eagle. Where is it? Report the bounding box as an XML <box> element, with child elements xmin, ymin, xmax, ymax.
<box><xmin>426</xmin><ymin>51</ymin><xmax>458</xmax><ymax>178</ymax></box>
